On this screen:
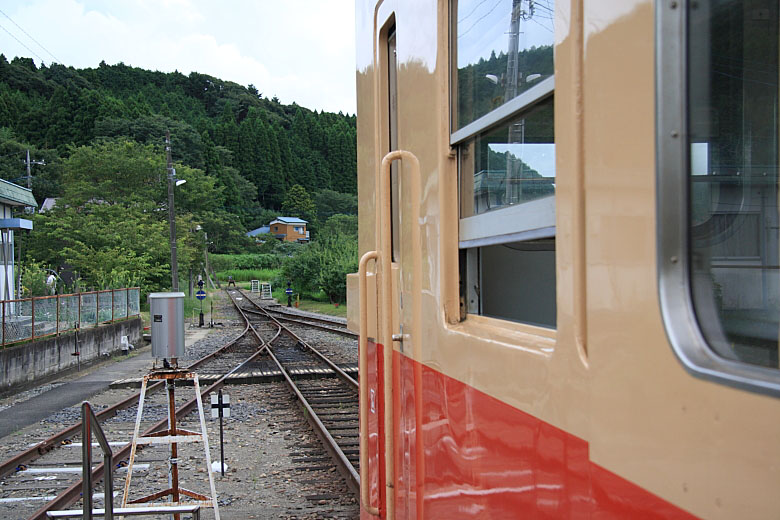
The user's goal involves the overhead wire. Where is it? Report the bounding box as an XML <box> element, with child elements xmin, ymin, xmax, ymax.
<box><xmin>459</xmin><ymin>0</ymin><xmax>505</xmax><ymax>38</ymax></box>
<box><xmin>459</xmin><ymin>0</ymin><xmax>493</xmax><ymax>22</ymax></box>
<box><xmin>0</xmin><ymin>8</ymin><xmax>60</xmax><ymax>64</ymax></box>
<box><xmin>0</xmin><ymin>22</ymin><xmax>46</xmax><ymax>65</ymax></box>
<box><xmin>530</xmin><ymin>17</ymin><xmax>553</xmax><ymax>33</ymax></box>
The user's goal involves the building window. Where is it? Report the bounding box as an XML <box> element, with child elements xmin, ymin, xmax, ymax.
<box><xmin>658</xmin><ymin>0</ymin><xmax>780</xmax><ymax>394</ymax></box>
<box><xmin>453</xmin><ymin>0</ymin><xmax>556</xmax><ymax>327</ymax></box>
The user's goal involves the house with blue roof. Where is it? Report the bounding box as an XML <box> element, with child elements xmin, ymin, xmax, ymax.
<box><xmin>247</xmin><ymin>217</ymin><xmax>310</xmax><ymax>243</ymax></box>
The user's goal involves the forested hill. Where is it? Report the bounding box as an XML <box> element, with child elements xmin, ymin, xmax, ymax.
<box><xmin>0</xmin><ymin>55</ymin><xmax>357</xmax><ymax>216</ymax></box>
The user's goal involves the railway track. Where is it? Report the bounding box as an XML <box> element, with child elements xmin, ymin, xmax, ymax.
<box><xmin>263</xmin><ymin>306</ymin><xmax>357</xmax><ymax>339</ymax></box>
<box><xmin>0</xmin><ymin>313</ymin><xmax>264</xmax><ymax>519</ymax></box>
<box><xmin>228</xmin><ymin>290</ymin><xmax>360</xmax><ymax>494</ymax></box>
<box><xmin>0</xmin><ymin>290</ymin><xmax>359</xmax><ymax>519</ymax></box>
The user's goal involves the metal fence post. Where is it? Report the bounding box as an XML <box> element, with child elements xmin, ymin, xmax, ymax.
<box><xmin>78</xmin><ymin>291</ymin><xmax>82</xmax><ymax>329</ymax></box>
<box><xmin>56</xmin><ymin>294</ymin><xmax>60</xmax><ymax>336</ymax></box>
<box><xmin>95</xmin><ymin>292</ymin><xmax>99</xmax><ymax>326</ymax></box>
<box><xmin>2</xmin><ymin>300</ymin><xmax>5</xmax><ymax>348</ymax></box>
<box><xmin>31</xmin><ymin>297</ymin><xmax>35</xmax><ymax>341</ymax></box>
<box><xmin>111</xmin><ymin>290</ymin><xmax>114</xmax><ymax>323</ymax></box>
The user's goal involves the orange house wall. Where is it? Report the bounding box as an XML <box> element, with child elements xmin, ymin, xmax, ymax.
<box><xmin>273</xmin><ymin>223</ymin><xmax>307</xmax><ymax>242</ymax></box>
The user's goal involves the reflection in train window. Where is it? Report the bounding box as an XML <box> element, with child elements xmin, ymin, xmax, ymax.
<box><xmin>459</xmin><ymin>99</ymin><xmax>554</xmax><ymax>218</ymax></box>
<box><xmin>688</xmin><ymin>1</ymin><xmax>779</xmax><ymax>368</ymax></box>
<box><xmin>453</xmin><ymin>0</ymin><xmax>555</xmax><ymax>327</ymax></box>
<box><xmin>453</xmin><ymin>0</ymin><xmax>554</xmax><ymax>130</ymax></box>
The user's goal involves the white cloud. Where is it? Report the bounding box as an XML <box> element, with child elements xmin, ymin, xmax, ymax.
<box><xmin>0</xmin><ymin>0</ymin><xmax>356</xmax><ymax>113</ymax></box>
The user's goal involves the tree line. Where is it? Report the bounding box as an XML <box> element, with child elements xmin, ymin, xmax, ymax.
<box><xmin>0</xmin><ymin>55</ymin><xmax>356</xmax><ymax>219</ymax></box>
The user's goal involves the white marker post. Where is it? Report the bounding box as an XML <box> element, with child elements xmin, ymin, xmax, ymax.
<box><xmin>211</xmin><ymin>390</ymin><xmax>230</xmax><ymax>476</ymax></box>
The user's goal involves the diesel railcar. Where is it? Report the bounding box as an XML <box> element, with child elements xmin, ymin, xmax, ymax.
<box><xmin>347</xmin><ymin>0</ymin><xmax>780</xmax><ymax>518</ymax></box>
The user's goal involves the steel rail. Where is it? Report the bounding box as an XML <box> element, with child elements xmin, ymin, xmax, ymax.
<box><xmin>232</xmin><ymin>290</ymin><xmax>359</xmax><ymax>495</ymax></box>
<box><xmin>263</xmin><ymin>338</ymin><xmax>360</xmax><ymax>495</ymax></box>
<box><xmin>237</xmin><ymin>290</ymin><xmax>358</xmax><ymax>388</ymax></box>
<box><xmin>27</xmin><ymin>301</ymin><xmax>263</xmax><ymax>520</ymax></box>
<box><xmin>265</xmin><ymin>307</ymin><xmax>348</xmax><ymax>327</ymax></box>
<box><xmin>245</xmin><ymin>307</ymin><xmax>357</xmax><ymax>338</ymax></box>
<box><xmin>0</xmin><ymin>319</ymin><xmax>252</xmax><ymax>481</ymax></box>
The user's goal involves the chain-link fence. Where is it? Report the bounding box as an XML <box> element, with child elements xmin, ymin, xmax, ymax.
<box><xmin>0</xmin><ymin>288</ymin><xmax>141</xmax><ymax>347</ymax></box>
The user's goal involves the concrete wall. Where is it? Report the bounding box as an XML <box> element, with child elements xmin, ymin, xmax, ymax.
<box><xmin>0</xmin><ymin>317</ymin><xmax>142</xmax><ymax>392</ymax></box>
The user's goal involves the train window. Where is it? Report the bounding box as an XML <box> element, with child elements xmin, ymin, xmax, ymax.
<box><xmin>459</xmin><ymin>98</ymin><xmax>554</xmax><ymax>222</ymax></box>
<box><xmin>453</xmin><ymin>0</ymin><xmax>554</xmax><ymax>131</ymax></box>
<box><xmin>452</xmin><ymin>0</ymin><xmax>556</xmax><ymax>327</ymax></box>
<box><xmin>658</xmin><ymin>0</ymin><xmax>780</xmax><ymax>393</ymax></box>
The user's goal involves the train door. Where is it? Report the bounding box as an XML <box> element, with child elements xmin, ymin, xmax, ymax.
<box><xmin>361</xmin><ymin>22</ymin><xmax>399</xmax><ymax>520</ymax></box>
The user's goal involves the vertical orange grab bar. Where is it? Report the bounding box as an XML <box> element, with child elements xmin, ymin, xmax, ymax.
<box><xmin>359</xmin><ymin>250</ymin><xmax>380</xmax><ymax>516</ymax></box>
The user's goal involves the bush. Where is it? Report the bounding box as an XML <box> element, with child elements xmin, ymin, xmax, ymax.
<box><xmin>281</xmin><ymin>244</ymin><xmax>321</xmax><ymax>294</ymax></box>
<box><xmin>279</xmin><ymin>221</ymin><xmax>357</xmax><ymax>303</ymax></box>
<box><xmin>20</xmin><ymin>261</ymin><xmax>49</xmax><ymax>297</ymax></box>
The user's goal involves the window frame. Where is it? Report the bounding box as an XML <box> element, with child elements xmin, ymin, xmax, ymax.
<box><xmin>656</xmin><ymin>0</ymin><xmax>780</xmax><ymax>396</ymax></box>
<box><xmin>451</xmin><ymin>0</ymin><xmax>557</xmax><ymax>327</ymax></box>
<box><xmin>450</xmin><ymin>21</ymin><xmax>556</xmax><ymax>247</ymax></box>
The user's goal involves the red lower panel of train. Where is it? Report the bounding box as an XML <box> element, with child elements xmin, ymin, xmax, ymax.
<box><xmin>361</xmin><ymin>341</ymin><xmax>699</xmax><ymax>519</ymax></box>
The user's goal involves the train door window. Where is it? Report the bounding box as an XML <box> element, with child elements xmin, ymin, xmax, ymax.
<box><xmin>452</xmin><ymin>0</ymin><xmax>556</xmax><ymax>327</ymax></box>
<box><xmin>388</xmin><ymin>26</ymin><xmax>400</xmax><ymax>261</ymax></box>
<box><xmin>658</xmin><ymin>0</ymin><xmax>780</xmax><ymax>393</ymax></box>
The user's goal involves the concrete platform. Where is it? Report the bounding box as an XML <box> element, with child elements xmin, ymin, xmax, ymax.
<box><xmin>0</xmin><ymin>323</ymin><xmax>215</xmax><ymax>440</ymax></box>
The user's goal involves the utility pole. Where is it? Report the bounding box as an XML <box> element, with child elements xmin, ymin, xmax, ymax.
<box><xmin>165</xmin><ymin>131</ymin><xmax>179</xmax><ymax>292</ymax></box>
<box><xmin>505</xmin><ymin>0</ymin><xmax>530</xmax><ymax>204</ymax></box>
<box><xmin>25</xmin><ymin>150</ymin><xmax>45</xmax><ymax>189</ymax></box>
<box><xmin>18</xmin><ymin>151</ymin><xmax>44</xmax><ymax>300</ymax></box>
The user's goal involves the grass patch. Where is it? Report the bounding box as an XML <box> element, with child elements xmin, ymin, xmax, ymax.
<box><xmin>219</xmin><ymin>268</ymin><xmax>347</xmax><ymax>318</ymax></box>
<box><xmin>216</xmin><ymin>268</ymin><xmax>280</xmax><ymax>283</ymax></box>
<box><xmin>271</xmin><ymin>286</ymin><xmax>347</xmax><ymax>317</ymax></box>
<box><xmin>296</xmin><ymin>299</ymin><xmax>347</xmax><ymax>317</ymax></box>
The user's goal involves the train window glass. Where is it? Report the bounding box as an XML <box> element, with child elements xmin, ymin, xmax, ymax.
<box><xmin>453</xmin><ymin>0</ymin><xmax>556</xmax><ymax>328</ymax></box>
<box><xmin>459</xmin><ymin>97</ymin><xmax>554</xmax><ymax>220</ymax></box>
<box><xmin>453</xmin><ymin>0</ymin><xmax>554</xmax><ymax>131</ymax></box>
<box><xmin>658</xmin><ymin>0</ymin><xmax>780</xmax><ymax>394</ymax></box>
<box><xmin>688</xmin><ymin>1</ymin><xmax>779</xmax><ymax>368</ymax></box>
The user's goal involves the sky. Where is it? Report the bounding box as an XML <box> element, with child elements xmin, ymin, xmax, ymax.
<box><xmin>0</xmin><ymin>0</ymin><xmax>357</xmax><ymax>114</ymax></box>
<box><xmin>457</xmin><ymin>0</ymin><xmax>554</xmax><ymax>68</ymax></box>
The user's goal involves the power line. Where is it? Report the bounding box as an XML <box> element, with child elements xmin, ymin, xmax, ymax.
<box><xmin>0</xmin><ymin>8</ymin><xmax>60</xmax><ymax>63</ymax></box>
<box><xmin>459</xmin><ymin>0</ymin><xmax>505</xmax><ymax>38</ymax></box>
<box><xmin>459</xmin><ymin>0</ymin><xmax>492</xmax><ymax>22</ymax></box>
<box><xmin>0</xmin><ymin>22</ymin><xmax>46</xmax><ymax>64</ymax></box>
<box><xmin>529</xmin><ymin>17</ymin><xmax>553</xmax><ymax>33</ymax></box>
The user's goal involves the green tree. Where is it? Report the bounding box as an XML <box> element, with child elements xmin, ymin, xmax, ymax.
<box><xmin>281</xmin><ymin>184</ymin><xmax>317</xmax><ymax>230</ymax></box>
<box><xmin>315</xmin><ymin>190</ymin><xmax>357</xmax><ymax>221</ymax></box>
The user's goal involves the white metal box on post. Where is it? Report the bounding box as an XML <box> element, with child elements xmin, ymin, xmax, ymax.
<box><xmin>149</xmin><ymin>292</ymin><xmax>185</xmax><ymax>360</ymax></box>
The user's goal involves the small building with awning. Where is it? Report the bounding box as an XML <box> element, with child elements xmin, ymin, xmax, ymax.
<box><xmin>0</xmin><ymin>179</ymin><xmax>37</xmax><ymax>300</ymax></box>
